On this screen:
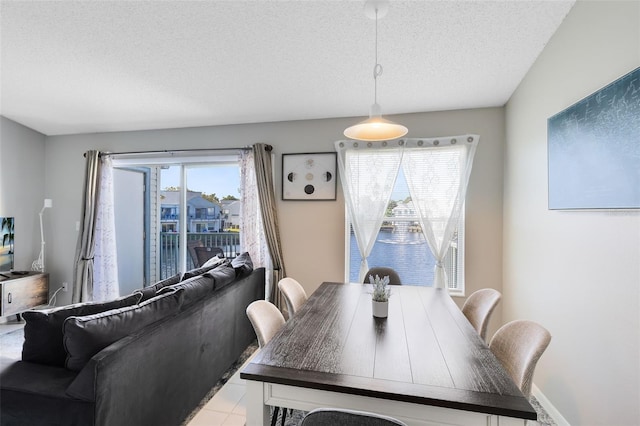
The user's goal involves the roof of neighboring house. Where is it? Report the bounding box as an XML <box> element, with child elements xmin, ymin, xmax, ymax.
<box><xmin>189</xmin><ymin>197</ymin><xmax>217</xmax><ymax>209</ymax></box>
<box><xmin>221</xmin><ymin>200</ymin><xmax>241</xmax><ymax>214</ymax></box>
<box><xmin>161</xmin><ymin>190</ymin><xmax>218</xmax><ymax>209</ymax></box>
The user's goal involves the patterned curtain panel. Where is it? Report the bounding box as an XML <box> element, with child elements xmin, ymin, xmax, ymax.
<box><xmin>240</xmin><ymin>148</ymin><xmax>273</xmax><ymax>299</ymax></box>
<box><xmin>335</xmin><ymin>140</ymin><xmax>404</xmax><ymax>282</ymax></box>
<box><xmin>401</xmin><ymin>135</ymin><xmax>479</xmax><ymax>289</ymax></box>
<box><xmin>92</xmin><ymin>156</ymin><xmax>120</xmax><ymax>301</ymax></box>
<box><xmin>73</xmin><ymin>152</ymin><xmax>120</xmax><ymax>302</ymax></box>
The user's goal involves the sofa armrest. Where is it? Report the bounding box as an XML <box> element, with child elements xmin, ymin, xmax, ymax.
<box><xmin>1</xmin><ymin>356</ymin><xmax>78</xmax><ymax>396</ymax></box>
<box><xmin>1</xmin><ymin>356</ymin><xmax>95</xmax><ymax>426</ymax></box>
<box><xmin>66</xmin><ymin>332</ymin><xmax>142</xmax><ymax>402</ymax></box>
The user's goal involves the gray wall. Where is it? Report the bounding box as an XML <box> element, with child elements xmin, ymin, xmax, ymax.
<box><xmin>0</xmin><ymin>116</ymin><xmax>47</xmax><ymax>272</ymax></box>
<box><xmin>503</xmin><ymin>1</ymin><xmax>640</xmax><ymax>425</ymax></box>
<box><xmin>44</xmin><ymin>108</ymin><xmax>506</xmax><ymax>324</ymax></box>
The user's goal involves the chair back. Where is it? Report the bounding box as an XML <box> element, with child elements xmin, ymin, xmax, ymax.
<box><xmin>301</xmin><ymin>408</ymin><xmax>407</xmax><ymax>426</ymax></box>
<box><xmin>461</xmin><ymin>288</ymin><xmax>501</xmax><ymax>341</ymax></box>
<box><xmin>187</xmin><ymin>240</ymin><xmax>204</xmax><ymax>268</ymax></box>
<box><xmin>246</xmin><ymin>300</ymin><xmax>285</xmax><ymax>348</ymax></box>
<box><xmin>364</xmin><ymin>267</ymin><xmax>402</xmax><ymax>285</ymax></box>
<box><xmin>489</xmin><ymin>320</ymin><xmax>551</xmax><ymax>397</ymax></box>
<box><xmin>278</xmin><ymin>277</ymin><xmax>308</xmax><ymax>318</ymax></box>
<box><xmin>194</xmin><ymin>246</ymin><xmax>224</xmax><ymax>267</ymax></box>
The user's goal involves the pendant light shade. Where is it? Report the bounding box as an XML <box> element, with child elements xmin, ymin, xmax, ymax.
<box><xmin>344</xmin><ymin>103</ymin><xmax>408</xmax><ymax>141</ymax></box>
<box><xmin>344</xmin><ymin>0</ymin><xmax>407</xmax><ymax>141</ymax></box>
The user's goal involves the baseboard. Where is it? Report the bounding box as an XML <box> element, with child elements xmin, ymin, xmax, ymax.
<box><xmin>532</xmin><ymin>384</ymin><xmax>571</xmax><ymax>426</ymax></box>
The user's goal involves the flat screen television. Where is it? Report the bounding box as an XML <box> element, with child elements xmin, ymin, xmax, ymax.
<box><xmin>0</xmin><ymin>217</ymin><xmax>15</xmax><ymax>271</ymax></box>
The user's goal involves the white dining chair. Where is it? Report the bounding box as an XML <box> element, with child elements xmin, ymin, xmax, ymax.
<box><xmin>246</xmin><ymin>300</ymin><xmax>285</xmax><ymax>348</ymax></box>
<box><xmin>246</xmin><ymin>300</ymin><xmax>289</xmax><ymax>425</ymax></box>
<box><xmin>489</xmin><ymin>320</ymin><xmax>551</xmax><ymax>397</ymax></box>
<box><xmin>278</xmin><ymin>277</ymin><xmax>308</xmax><ymax>319</ymax></box>
<box><xmin>461</xmin><ymin>288</ymin><xmax>501</xmax><ymax>341</ymax></box>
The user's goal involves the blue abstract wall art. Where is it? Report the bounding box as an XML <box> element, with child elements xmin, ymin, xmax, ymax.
<box><xmin>548</xmin><ymin>67</ymin><xmax>640</xmax><ymax>210</ymax></box>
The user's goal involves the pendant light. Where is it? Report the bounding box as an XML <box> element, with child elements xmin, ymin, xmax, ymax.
<box><xmin>344</xmin><ymin>0</ymin><xmax>408</xmax><ymax>141</ymax></box>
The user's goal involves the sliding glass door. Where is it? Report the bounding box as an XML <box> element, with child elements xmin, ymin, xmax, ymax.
<box><xmin>113</xmin><ymin>153</ymin><xmax>241</xmax><ymax>287</ymax></box>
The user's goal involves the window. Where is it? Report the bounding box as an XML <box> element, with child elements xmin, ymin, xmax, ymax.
<box><xmin>347</xmin><ymin>169</ymin><xmax>465</xmax><ymax>294</ymax></box>
<box><xmin>112</xmin><ymin>153</ymin><xmax>241</xmax><ymax>289</ymax></box>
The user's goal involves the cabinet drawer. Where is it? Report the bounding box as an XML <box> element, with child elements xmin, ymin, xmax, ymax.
<box><xmin>1</xmin><ymin>274</ymin><xmax>49</xmax><ymax>316</ymax></box>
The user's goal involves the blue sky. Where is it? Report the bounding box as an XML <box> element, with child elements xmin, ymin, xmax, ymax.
<box><xmin>161</xmin><ymin>165</ymin><xmax>241</xmax><ymax>198</ymax></box>
<box><xmin>392</xmin><ymin>168</ymin><xmax>410</xmax><ymax>200</ymax></box>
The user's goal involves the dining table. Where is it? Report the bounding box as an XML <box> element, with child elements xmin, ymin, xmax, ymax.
<box><xmin>240</xmin><ymin>282</ymin><xmax>537</xmax><ymax>426</ymax></box>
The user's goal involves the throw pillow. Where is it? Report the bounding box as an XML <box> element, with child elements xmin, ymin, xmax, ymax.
<box><xmin>157</xmin><ymin>274</ymin><xmax>214</xmax><ymax>308</ymax></box>
<box><xmin>231</xmin><ymin>252</ymin><xmax>253</xmax><ymax>279</ymax></box>
<box><xmin>201</xmin><ymin>255</ymin><xmax>226</xmax><ymax>269</ymax></box>
<box><xmin>21</xmin><ymin>293</ymin><xmax>142</xmax><ymax>367</ymax></box>
<box><xmin>182</xmin><ymin>259</ymin><xmax>230</xmax><ymax>280</ymax></box>
<box><xmin>134</xmin><ymin>273</ymin><xmax>183</xmax><ymax>302</ymax></box>
<box><xmin>63</xmin><ymin>288</ymin><xmax>184</xmax><ymax>372</ymax></box>
<box><xmin>205</xmin><ymin>264</ymin><xmax>237</xmax><ymax>290</ymax></box>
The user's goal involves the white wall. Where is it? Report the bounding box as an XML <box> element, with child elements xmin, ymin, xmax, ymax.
<box><xmin>44</xmin><ymin>108</ymin><xmax>506</xmax><ymax>318</ymax></box>
<box><xmin>0</xmin><ymin>116</ymin><xmax>47</xmax><ymax>272</ymax></box>
<box><xmin>503</xmin><ymin>1</ymin><xmax>640</xmax><ymax>425</ymax></box>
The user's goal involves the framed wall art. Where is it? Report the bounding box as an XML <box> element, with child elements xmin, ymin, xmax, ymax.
<box><xmin>282</xmin><ymin>152</ymin><xmax>337</xmax><ymax>201</ymax></box>
<box><xmin>548</xmin><ymin>67</ymin><xmax>640</xmax><ymax>210</ymax></box>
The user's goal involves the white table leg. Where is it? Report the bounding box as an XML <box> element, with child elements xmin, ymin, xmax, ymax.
<box><xmin>245</xmin><ymin>380</ymin><xmax>270</xmax><ymax>426</ymax></box>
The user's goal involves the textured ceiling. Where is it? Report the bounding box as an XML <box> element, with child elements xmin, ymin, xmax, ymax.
<box><xmin>0</xmin><ymin>0</ymin><xmax>574</xmax><ymax>136</ymax></box>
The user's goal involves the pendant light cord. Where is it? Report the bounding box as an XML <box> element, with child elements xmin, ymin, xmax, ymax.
<box><xmin>343</xmin><ymin>0</ymin><xmax>408</xmax><ymax>140</ymax></box>
<box><xmin>373</xmin><ymin>7</ymin><xmax>383</xmax><ymax>105</ymax></box>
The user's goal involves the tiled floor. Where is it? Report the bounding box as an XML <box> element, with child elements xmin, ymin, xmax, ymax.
<box><xmin>187</xmin><ymin>352</ymin><xmax>255</xmax><ymax>426</ymax></box>
<box><xmin>0</xmin><ymin>319</ymin><xmax>26</xmax><ymax>335</ymax></box>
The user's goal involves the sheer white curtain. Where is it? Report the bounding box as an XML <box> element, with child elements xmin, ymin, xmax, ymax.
<box><xmin>335</xmin><ymin>140</ymin><xmax>403</xmax><ymax>282</ymax></box>
<box><xmin>402</xmin><ymin>135</ymin><xmax>479</xmax><ymax>289</ymax></box>
<box><xmin>92</xmin><ymin>156</ymin><xmax>120</xmax><ymax>301</ymax></box>
<box><xmin>240</xmin><ymin>149</ymin><xmax>272</xmax><ymax>298</ymax></box>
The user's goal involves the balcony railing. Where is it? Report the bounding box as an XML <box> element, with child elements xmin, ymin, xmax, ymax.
<box><xmin>161</xmin><ymin>214</ymin><xmax>221</xmax><ymax>221</ymax></box>
<box><xmin>159</xmin><ymin>232</ymin><xmax>241</xmax><ymax>279</ymax></box>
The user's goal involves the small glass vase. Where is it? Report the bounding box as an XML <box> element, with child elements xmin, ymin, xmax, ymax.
<box><xmin>372</xmin><ymin>300</ymin><xmax>388</xmax><ymax>318</ymax></box>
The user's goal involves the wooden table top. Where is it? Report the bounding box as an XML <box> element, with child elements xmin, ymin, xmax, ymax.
<box><xmin>241</xmin><ymin>282</ymin><xmax>537</xmax><ymax>420</ymax></box>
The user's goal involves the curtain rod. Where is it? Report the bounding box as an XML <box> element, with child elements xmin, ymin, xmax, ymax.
<box><xmin>83</xmin><ymin>144</ymin><xmax>273</xmax><ymax>158</ymax></box>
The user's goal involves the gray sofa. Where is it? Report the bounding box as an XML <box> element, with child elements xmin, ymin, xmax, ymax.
<box><xmin>0</xmin><ymin>256</ymin><xmax>265</xmax><ymax>426</ymax></box>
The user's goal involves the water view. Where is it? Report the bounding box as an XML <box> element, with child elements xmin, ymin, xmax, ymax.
<box><xmin>349</xmin><ymin>231</ymin><xmax>437</xmax><ymax>286</ymax></box>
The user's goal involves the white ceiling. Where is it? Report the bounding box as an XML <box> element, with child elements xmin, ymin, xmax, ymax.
<box><xmin>0</xmin><ymin>0</ymin><xmax>575</xmax><ymax>136</ymax></box>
